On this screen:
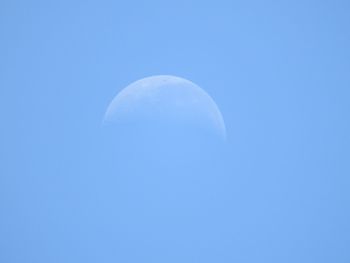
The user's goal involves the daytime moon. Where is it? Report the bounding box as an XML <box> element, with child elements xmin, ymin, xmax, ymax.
<box><xmin>103</xmin><ymin>75</ymin><xmax>226</xmax><ymax>139</ymax></box>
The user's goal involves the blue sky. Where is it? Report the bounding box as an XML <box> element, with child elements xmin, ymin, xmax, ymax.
<box><xmin>1</xmin><ymin>0</ymin><xmax>350</xmax><ymax>262</ymax></box>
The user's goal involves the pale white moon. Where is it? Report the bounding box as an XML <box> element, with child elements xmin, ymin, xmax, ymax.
<box><xmin>103</xmin><ymin>75</ymin><xmax>226</xmax><ymax>139</ymax></box>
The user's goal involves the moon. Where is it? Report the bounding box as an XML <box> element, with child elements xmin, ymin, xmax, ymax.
<box><xmin>103</xmin><ymin>75</ymin><xmax>226</xmax><ymax>140</ymax></box>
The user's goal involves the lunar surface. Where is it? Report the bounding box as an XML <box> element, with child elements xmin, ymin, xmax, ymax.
<box><xmin>103</xmin><ymin>75</ymin><xmax>226</xmax><ymax>140</ymax></box>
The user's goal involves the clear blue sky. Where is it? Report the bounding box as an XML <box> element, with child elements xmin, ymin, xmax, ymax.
<box><xmin>1</xmin><ymin>0</ymin><xmax>350</xmax><ymax>262</ymax></box>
